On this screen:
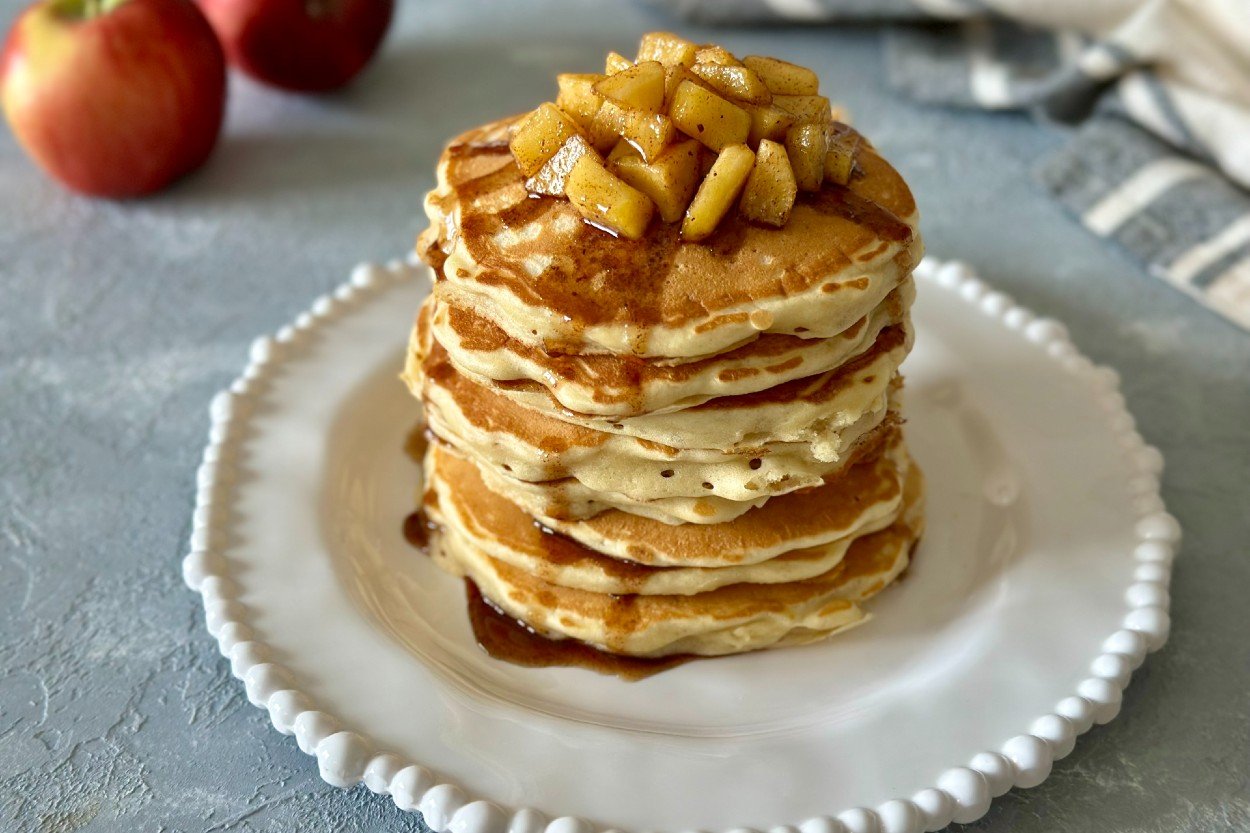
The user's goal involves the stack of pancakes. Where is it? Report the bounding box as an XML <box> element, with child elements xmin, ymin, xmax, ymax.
<box><xmin>405</xmin><ymin>115</ymin><xmax>925</xmax><ymax>659</ymax></box>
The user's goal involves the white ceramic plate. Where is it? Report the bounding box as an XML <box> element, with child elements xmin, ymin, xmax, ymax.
<box><xmin>184</xmin><ymin>257</ymin><xmax>1177</xmax><ymax>833</ymax></box>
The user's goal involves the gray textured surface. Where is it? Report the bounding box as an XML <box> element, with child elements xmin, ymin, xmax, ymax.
<box><xmin>1</xmin><ymin>2</ymin><xmax>1248</xmax><ymax>831</ymax></box>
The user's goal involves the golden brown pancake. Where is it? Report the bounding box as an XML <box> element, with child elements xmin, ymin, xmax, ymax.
<box><xmin>463</xmin><ymin>413</ymin><xmax>901</xmax><ymax>525</ymax></box>
<box><xmin>431</xmin><ymin>279</ymin><xmax>914</xmax><ymax>417</ymax></box>
<box><xmin>421</xmin><ymin>117</ymin><xmax>923</xmax><ymax>359</ymax></box>
<box><xmin>426</xmin><ymin>429</ymin><xmax>907</xmax><ymax>568</ymax></box>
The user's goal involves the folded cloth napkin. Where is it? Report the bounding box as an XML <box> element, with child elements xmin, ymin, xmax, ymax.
<box><xmin>663</xmin><ymin>0</ymin><xmax>1250</xmax><ymax>331</ymax></box>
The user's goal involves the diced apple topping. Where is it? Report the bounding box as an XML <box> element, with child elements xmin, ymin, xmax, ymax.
<box><xmin>612</xmin><ymin>138</ymin><xmax>703</xmax><ymax>223</ymax></box>
<box><xmin>526</xmin><ymin>134</ymin><xmax>599</xmax><ymax>196</ymax></box>
<box><xmin>825</xmin><ymin>144</ymin><xmax>855</xmax><ymax>185</ymax></box>
<box><xmin>565</xmin><ymin>154</ymin><xmax>655</xmax><ymax>240</ymax></box>
<box><xmin>510</xmin><ymin>103</ymin><xmax>580</xmax><ymax>177</ymax></box>
<box><xmin>746</xmin><ymin>104</ymin><xmax>794</xmax><ymax>146</ymax></box>
<box><xmin>682</xmin><ymin>144</ymin><xmax>754</xmax><ymax>242</ymax></box>
<box><xmin>739</xmin><ymin>139</ymin><xmax>797</xmax><ymax>227</ymax></box>
<box><xmin>605</xmin><ymin>51</ymin><xmax>633</xmax><ymax>74</ymax></box>
<box><xmin>695</xmin><ymin>45</ymin><xmax>740</xmax><ymax>67</ymax></box>
<box><xmin>509</xmin><ymin>34</ymin><xmax>857</xmax><ymax>239</ymax></box>
<box><xmin>773</xmin><ymin>94</ymin><xmax>832</xmax><ymax>123</ymax></box>
<box><xmin>825</xmin><ymin>124</ymin><xmax>860</xmax><ymax>186</ymax></box>
<box><xmin>690</xmin><ymin>63</ymin><xmax>772</xmax><ymax>105</ymax></box>
<box><xmin>556</xmin><ymin>74</ymin><xmax>604</xmax><ymax>129</ymax></box>
<box><xmin>742</xmin><ymin>55</ymin><xmax>819</xmax><ymax>95</ymax></box>
<box><xmin>622</xmin><ymin>110</ymin><xmax>676</xmax><ymax>162</ymax></box>
<box><xmin>636</xmin><ymin>32</ymin><xmax>698</xmax><ymax>68</ymax></box>
<box><xmin>785</xmin><ymin>122</ymin><xmax>827</xmax><ymax>192</ymax></box>
<box><xmin>595</xmin><ymin>61</ymin><xmax>665</xmax><ymax>112</ymax></box>
<box><xmin>670</xmin><ymin>81</ymin><xmax>751</xmax><ymax>152</ymax></box>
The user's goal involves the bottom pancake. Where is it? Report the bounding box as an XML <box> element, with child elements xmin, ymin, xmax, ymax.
<box><xmin>426</xmin><ymin>452</ymin><xmax>926</xmax><ymax>659</ymax></box>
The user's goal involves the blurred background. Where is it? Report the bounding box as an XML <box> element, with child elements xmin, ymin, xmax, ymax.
<box><xmin>1</xmin><ymin>1</ymin><xmax>1247</xmax><ymax>831</ymax></box>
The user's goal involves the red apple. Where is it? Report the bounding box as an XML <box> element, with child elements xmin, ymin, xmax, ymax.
<box><xmin>1</xmin><ymin>0</ymin><xmax>226</xmax><ymax>198</ymax></box>
<box><xmin>198</xmin><ymin>0</ymin><xmax>393</xmax><ymax>93</ymax></box>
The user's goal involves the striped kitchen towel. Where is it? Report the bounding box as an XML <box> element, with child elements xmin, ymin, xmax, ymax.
<box><xmin>662</xmin><ymin>0</ymin><xmax>1250</xmax><ymax>331</ymax></box>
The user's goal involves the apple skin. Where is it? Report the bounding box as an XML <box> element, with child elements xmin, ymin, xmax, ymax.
<box><xmin>198</xmin><ymin>0</ymin><xmax>394</xmax><ymax>92</ymax></box>
<box><xmin>1</xmin><ymin>0</ymin><xmax>226</xmax><ymax>198</ymax></box>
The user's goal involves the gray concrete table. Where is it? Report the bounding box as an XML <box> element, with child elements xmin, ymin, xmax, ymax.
<box><xmin>2</xmin><ymin>2</ymin><xmax>1247</xmax><ymax>830</ymax></box>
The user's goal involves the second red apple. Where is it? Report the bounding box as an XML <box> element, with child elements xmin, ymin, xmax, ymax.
<box><xmin>199</xmin><ymin>0</ymin><xmax>394</xmax><ymax>92</ymax></box>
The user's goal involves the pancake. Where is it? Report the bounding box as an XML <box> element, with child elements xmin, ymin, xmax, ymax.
<box><xmin>463</xmin><ymin>414</ymin><xmax>898</xmax><ymax>525</ymax></box>
<box><xmin>531</xmin><ymin>431</ymin><xmax>910</xmax><ymax>566</ymax></box>
<box><xmin>460</xmin><ymin>407</ymin><xmax>900</xmax><ymax>522</ymax></box>
<box><xmin>420</xmin><ymin>116</ymin><xmax>923</xmax><ymax>359</ymax></box>
<box><xmin>432</xmin><ymin>278</ymin><xmax>915</xmax><ymax>418</ymax></box>
<box><xmin>419</xmin><ymin>351</ymin><xmax>894</xmax><ymax>511</ymax></box>
<box><xmin>427</xmin><ymin>441</ymin><xmax>906</xmax><ymax>595</ymax></box>
<box><xmin>429</xmin><ymin>460</ymin><xmax>926</xmax><ymax>658</ymax></box>
<box><xmin>470</xmin><ymin>323</ymin><xmax>909</xmax><ymax>459</ymax></box>
<box><xmin>427</xmin><ymin>431</ymin><xmax>908</xmax><ymax>567</ymax></box>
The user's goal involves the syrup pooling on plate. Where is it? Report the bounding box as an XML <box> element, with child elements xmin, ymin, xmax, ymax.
<box><xmin>401</xmin><ymin>425</ymin><xmax>435</xmax><ymax>553</ymax></box>
<box><xmin>464</xmin><ymin>580</ymin><xmax>693</xmax><ymax>680</ymax></box>
<box><xmin>405</xmin><ymin>32</ymin><xmax>926</xmax><ymax>669</ymax></box>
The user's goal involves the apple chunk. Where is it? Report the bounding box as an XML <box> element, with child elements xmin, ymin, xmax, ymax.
<box><xmin>556</xmin><ymin>73</ymin><xmax>605</xmax><ymax>129</ymax></box>
<box><xmin>605</xmin><ymin>51</ymin><xmax>632</xmax><ymax>74</ymax></box>
<box><xmin>773</xmin><ymin>94</ymin><xmax>832</xmax><ymax>124</ymax></box>
<box><xmin>526</xmin><ymin>134</ymin><xmax>599</xmax><ymax>196</ymax></box>
<box><xmin>739</xmin><ymin>139</ymin><xmax>796</xmax><ymax>227</ymax></box>
<box><xmin>785</xmin><ymin>122</ymin><xmax>827</xmax><ymax>191</ymax></box>
<box><xmin>824</xmin><ymin>127</ymin><xmax>860</xmax><ymax>186</ymax></box>
<box><xmin>694</xmin><ymin>45</ymin><xmax>740</xmax><ymax>66</ymax></box>
<box><xmin>745</xmin><ymin>104</ymin><xmax>795</xmax><ymax>145</ymax></box>
<box><xmin>662</xmin><ymin>65</ymin><xmax>703</xmax><ymax>108</ymax></box>
<box><xmin>577</xmin><ymin>113</ymin><xmax>616</xmax><ymax>152</ymax></box>
<box><xmin>593</xmin><ymin>101</ymin><xmax>675</xmax><ymax>161</ymax></box>
<box><xmin>595</xmin><ymin>61</ymin><xmax>665</xmax><ymax>112</ymax></box>
<box><xmin>824</xmin><ymin>147</ymin><xmax>854</xmax><ymax>185</ymax></box>
<box><xmin>611</xmin><ymin>138</ymin><xmax>702</xmax><ymax>223</ymax></box>
<box><xmin>742</xmin><ymin>56</ymin><xmax>819</xmax><ymax>95</ymax></box>
<box><xmin>621</xmin><ymin>110</ymin><xmax>676</xmax><ymax>161</ymax></box>
<box><xmin>510</xmin><ymin>103</ymin><xmax>581</xmax><ymax>177</ymax></box>
<box><xmin>682</xmin><ymin>143</ymin><xmax>754</xmax><ymax>241</ymax></box>
<box><xmin>690</xmin><ymin>63</ymin><xmax>772</xmax><ymax>105</ymax></box>
<box><xmin>565</xmin><ymin>154</ymin><xmax>655</xmax><ymax>240</ymax></box>
<box><xmin>669</xmin><ymin>81</ymin><xmax>751</xmax><ymax>152</ymax></box>
<box><xmin>636</xmin><ymin>32</ymin><xmax>697</xmax><ymax>67</ymax></box>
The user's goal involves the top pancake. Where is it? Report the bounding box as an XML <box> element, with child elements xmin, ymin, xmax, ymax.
<box><xmin>420</xmin><ymin>116</ymin><xmax>924</xmax><ymax>359</ymax></box>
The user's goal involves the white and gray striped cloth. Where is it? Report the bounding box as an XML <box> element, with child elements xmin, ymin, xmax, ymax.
<box><xmin>663</xmin><ymin>0</ymin><xmax>1250</xmax><ymax>331</ymax></box>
